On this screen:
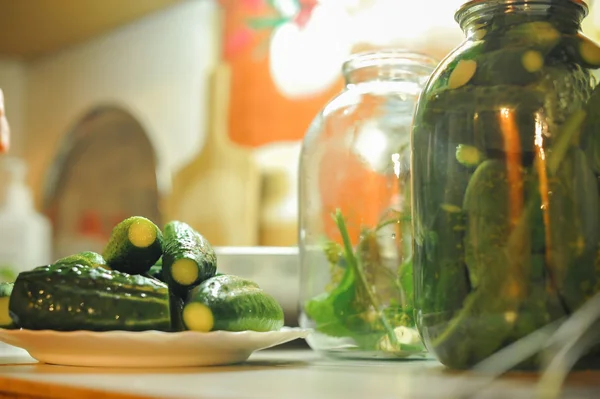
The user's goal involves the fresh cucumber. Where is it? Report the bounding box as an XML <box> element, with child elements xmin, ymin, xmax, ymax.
<box><xmin>170</xmin><ymin>293</ymin><xmax>185</xmax><ymax>332</ymax></box>
<box><xmin>0</xmin><ymin>282</ymin><xmax>15</xmax><ymax>329</ymax></box>
<box><xmin>561</xmin><ymin>33</ymin><xmax>600</xmax><ymax>69</ymax></box>
<box><xmin>549</xmin><ymin>148</ymin><xmax>599</xmax><ymax>312</ymax></box>
<box><xmin>463</xmin><ymin>160</ymin><xmax>515</xmax><ymax>288</ymax></box>
<box><xmin>162</xmin><ymin>221</ymin><xmax>217</xmax><ymax>297</ymax></box>
<box><xmin>55</xmin><ymin>251</ymin><xmax>109</xmax><ymax>270</ymax></box>
<box><xmin>183</xmin><ymin>274</ymin><xmax>284</xmax><ymax>332</ymax></box>
<box><xmin>103</xmin><ymin>216</ymin><xmax>163</xmax><ymax>275</ymax></box>
<box><xmin>9</xmin><ymin>263</ymin><xmax>171</xmax><ymax>331</ymax></box>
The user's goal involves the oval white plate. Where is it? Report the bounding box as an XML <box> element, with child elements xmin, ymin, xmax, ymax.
<box><xmin>0</xmin><ymin>327</ymin><xmax>310</xmax><ymax>368</ymax></box>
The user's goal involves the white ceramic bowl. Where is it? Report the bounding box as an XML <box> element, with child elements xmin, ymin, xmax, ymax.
<box><xmin>214</xmin><ymin>246</ymin><xmax>300</xmax><ymax>326</ymax></box>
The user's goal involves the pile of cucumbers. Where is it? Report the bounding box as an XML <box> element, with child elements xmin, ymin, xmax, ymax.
<box><xmin>0</xmin><ymin>217</ymin><xmax>284</xmax><ymax>333</ymax></box>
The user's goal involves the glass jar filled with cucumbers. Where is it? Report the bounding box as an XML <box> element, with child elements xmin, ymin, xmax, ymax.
<box><xmin>411</xmin><ymin>0</ymin><xmax>600</xmax><ymax>369</ymax></box>
<box><xmin>298</xmin><ymin>50</ymin><xmax>437</xmax><ymax>359</ymax></box>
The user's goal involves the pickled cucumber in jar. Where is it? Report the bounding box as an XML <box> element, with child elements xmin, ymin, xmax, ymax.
<box><xmin>411</xmin><ymin>0</ymin><xmax>600</xmax><ymax>369</ymax></box>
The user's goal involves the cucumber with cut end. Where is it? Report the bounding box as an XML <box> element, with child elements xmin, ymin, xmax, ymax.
<box><xmin>448</xmin><ymin>59</ymin><xmax>477</xmax><ymax>89</ymax></box>
<box><xmin>463</xmin><ymin>160</ymin><xmax>515</xmax><ymax>288</ymax></box>
<box><xmin>162</xmin><ymin>221</ymin><xmax>217</xmax><ymax>298</ymax></box>
<box><xmin>456</xmin><ymin>144</ymin><xmax>485</xmax><ymax>168</ymax></box>
<box><xmin>504</xmin><ymin>21</ymin><xmax>561</xmax><ymax>51</ymax></box>
<box><xmin>103</xmin><ymin>216</ymin><xmax>163</xmax><ymax>275</ymax></box>
<box><xmin>0</xmin><ymin>282</ymin><xmax>15</xmax><ymax>329</ymax></box>
<box><xmin>55</xmin><ymin>251</ymin><xmax>109</xmax><ymax>270</ymax></box>
<box><xmin>9</xmin><ymin>263</ymin><xmax>171</xmax><ymax>332</ymax></box>
<box><xmin>561</xmin><ymin>33</ymin><xmax>600</xmax><ymax>69</ymax></box>
<box><xmin>471</xmin><ymin>47</ymin><xmax>546</xmax><ymax>86</ymax></box>
<box><xmin>183</xmin><ymin>274</ymin><xmax>284</xmax><ymax>332</ymax></box>
<box><xmin>426</xmin><ymin>84</ymin><xmax>546</xmax><ymax>115</ymax></box>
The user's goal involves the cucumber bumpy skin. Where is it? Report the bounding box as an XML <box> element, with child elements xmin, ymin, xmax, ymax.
<box><xmin>562</xmin><ymin>33</ymin><xmax>600</xmax><ymax>69</ymax></box>
<box><xmin>170</xmin><ymin>294</ymin><xmax>186</xmax><ymax>332</ymax></box>
<box><xmin>0</xmin><ymin>282</ymin><xmax>15</xmax><ymax>329</ymax></box>
<box><xmin>55</xmin><ymin>251</ymin><xmax>109</xmax><ymax>270</ymax></box>
<box><xmin>103</xmin><ymin>216</ymin><xmax>163</xmax><ymax>275</ymax></box>
<box><xmin>183</xmin><ymin>274</ymin><xmax>284</xmax><ymax>333</ymax></box>
<box><xmin>9</xmin><ymin>263</ymin><xmax>172</xmax><ymax>332</ymax></box>
<box><xmin>162</xmin><ymin>221</ymin><xmax>217</xmax><ymax>298</ymax></box>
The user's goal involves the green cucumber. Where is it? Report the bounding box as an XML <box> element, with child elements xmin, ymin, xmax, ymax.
<box><xmin>471</xmin><ymin>47</ymin><xmax>546</xmax><ymax>86</ymax></box>
<box><xmin>170</xmin><ymin>293</ymin><xmax>185</xmax><ymax>332</ymax></box>
<box><xmin>162</xmin><ymin>221</ymin><xmax>217</xmax><ymax>297</ymax></box>
<box><xmin>9</xmin><ymin>263</ymin><xmax>171</xmax><ymax>332</ymax></box>
<box><xmin>55</xmin><ymin>251</ymin><xmax>109</xmax><ymax>269</ymax></box>
<box><xmin>548</xmin><ymin>148</ymin><xmax>599</xmax><ymax>312</ymax></box>
<box><xmin>561</xmin><ymin>33</ymin><xmax>600</xmax><ymax>69</ymax></box>
<box><xmin>582</xmin><ymin>84</ymin><xmax>600</xmax><ymax>174</ymax></box>
<box><xmin>504</xmin><ymin>21</ymin><xmax>561</xmax><ymax>51</ymax></box>
<box><xmin>447</xmin><ymin>59</ymin><xmax>477</xmax><ymax>89</ymax></box>
<box><xmin>183</xmin><ymin>274</ymin><xmax>284</xmax><ymax>332</ymax></box>
<box><xmin>0</xmin><ymin>282</ymin><xmax>15</xmax><ymax>329</ymax></box>
<box><xmin>425</xmin><ymin>84</ymin><xmax>546</xmax><ymax>115</ymax></box>
<box><xmin>455</xmin><ymin>144</ymin><xmax>485</xmax><ymax>168</ymax></box>
<box><xmin>103</xmin><ymin>216</ymin><xmax>163</xmax><ymax>275</ymax></box>
<box><xmin>463</xmin><ymin>160</ymin><xmax>514</xmax><ymax>288</ymax></box>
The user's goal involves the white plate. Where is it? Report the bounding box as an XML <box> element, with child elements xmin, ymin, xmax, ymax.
<box><xmin>0</xmin><ymin>327</ymin><xmax>310</xmax><ymax>368</ymax></box>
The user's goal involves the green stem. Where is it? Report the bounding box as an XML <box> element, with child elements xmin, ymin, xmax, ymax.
<box><xmin>546</xmin><ymin>109</ymin><xmax>587</xmax><ymax>175</ymax></box>
<box><xmin>333</xmin><ymin>209</ymin><xmax>400</xmax><ymax>349</ymax></box>
<box><xmin>375</xmin><ymin>215</ymin><xmax>410</xmax><ymax>232</ymax></box>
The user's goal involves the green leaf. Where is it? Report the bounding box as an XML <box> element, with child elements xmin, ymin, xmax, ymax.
<box><xmin>334</xmin><ymin>210</ymin><xmax>400</xmax><ymax>349</ymax></box>
<box><xmin>305</xmin><ymin>266</ymin><xmax>358</xmax><ymax>337</ymax></box>
<box><xmin>398</xmin><ymin>256</ymin><xmax>414</xmax><ymax>308</ymax></box>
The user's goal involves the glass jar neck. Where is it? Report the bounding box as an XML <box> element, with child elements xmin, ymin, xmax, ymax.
<box><xmin>342</xmin><ymin>51</ymin><xmax>437</xmax><ymax>87</ymax></box>
<box><xmin>455</xmin><ymin>0</ymin><xmax>589</xmax><ymax>37</ymax></box>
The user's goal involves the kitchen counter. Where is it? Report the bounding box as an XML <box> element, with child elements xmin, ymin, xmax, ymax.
<box><xmin>0</xmin><ymin>342</ymin><xmax>599</xmax><ymax>399</ymax></box>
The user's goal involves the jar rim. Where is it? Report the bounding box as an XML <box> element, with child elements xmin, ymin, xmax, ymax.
<box><xmin>341</xmin><ymin>50</ymin><xmax>439</xmax><ymax>78</ymax></box>
<box><xmin>455</xmin><ymin>0</ymin><xmax>589</xmax><ymax>26</ymax></box>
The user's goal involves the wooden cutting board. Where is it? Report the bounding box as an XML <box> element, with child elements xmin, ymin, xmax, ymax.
<box><xmin>165</xmin><ymin>63</ymin><xmax>260</xmax><ymax>246</ymax></box>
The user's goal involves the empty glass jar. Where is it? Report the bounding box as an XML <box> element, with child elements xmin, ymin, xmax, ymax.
<box><xmin>298</xmin><ymin>50</ymin><xmax>437</xmax><ymax>359</ymax></box>
<box><xmin>411</xmin><ymin>0</ymin><xmax>600</xmax><ymax>369</ymax></box>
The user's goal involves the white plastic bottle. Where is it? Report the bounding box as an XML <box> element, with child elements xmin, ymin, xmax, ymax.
<box><xmin>0</xmin><ymin>157</ymin><xmax>52</xmax><ymax>282</ymax></box>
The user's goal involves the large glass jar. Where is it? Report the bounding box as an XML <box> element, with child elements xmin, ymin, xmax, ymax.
<box><xmin>411</xmin><ymin>0</ymin><xmax>600</xmax><ymax>369</ymax></box>
<box><xmin>298</xmin><ymin>51</ymin><xmax>437</xmax><ymax>359</ymax></box>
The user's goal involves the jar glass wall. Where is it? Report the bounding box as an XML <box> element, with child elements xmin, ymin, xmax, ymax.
<box><xmin>411</xmin><ymin>0</ymin><xmax>600</xmax><ymax>369</ymax></box>
<box><xmin>298</xmin><ymin>50</ymin><xmax>437</xmax><ymax>359</ymax></box>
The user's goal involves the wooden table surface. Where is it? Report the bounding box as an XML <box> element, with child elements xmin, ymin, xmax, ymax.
<box><xmin>1</xmin><ymin>342</ymin><xmax>599</xmax><ymax>399</ymax></box>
